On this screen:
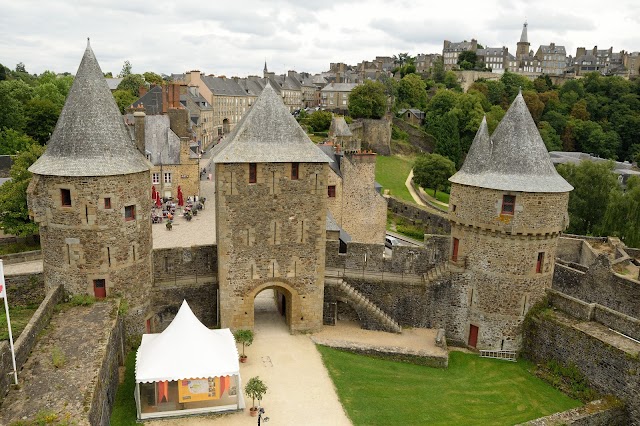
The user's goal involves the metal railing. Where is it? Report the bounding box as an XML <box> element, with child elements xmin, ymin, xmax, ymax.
<box><xmin>479</xmin><ymin>350</ymin><xmax>517</xmax><ymax>362</ymax></box>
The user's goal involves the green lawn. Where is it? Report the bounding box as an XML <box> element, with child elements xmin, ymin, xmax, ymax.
<box><xmin>317</xmin><ymin>347</ymin><xmax>581</xmax><ymax>426</ymax></box>
<box><xmin>110</xmin><ymin>350</ymin><xmax>138</xmax><ymax>425</ymax></box>
<box><xmin>423</xmin><ymin>187</ymin><xmax>450</xmax><ymax>204</ymax></box>
<box><xmin>375</xmin><ymin>155</ymin><xmax>415</xmax><ymax>203</ymax></box>
<box><xmin>0</xmin><ymin>304</ymin><xmax>39</xmax><ymax>341</ymax></box>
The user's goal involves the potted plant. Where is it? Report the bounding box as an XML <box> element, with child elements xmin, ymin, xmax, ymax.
<box><xmin>234</xmin><ymin>329</ymin><xmax>254</xmax><ymax>363</ymax></box>
<box><xmin>245</xmin><ymin>376</ymin><xmax>267</xmax><ymax>417</ymax></box>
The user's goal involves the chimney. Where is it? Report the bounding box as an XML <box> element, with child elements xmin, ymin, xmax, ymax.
<box><xmin>133</xmin><ymin>110</ymin><xmax>146</xmax><ymax>155</ymax></box>
<box><xmin>171</xmin><ymin>83</ymin><xmax>180</xmax><ymax>108</ymax></box>
<box><xmin>139</xmin><ymin>85</ymin><xmax>147</xmax><ymax>97</ymax></box>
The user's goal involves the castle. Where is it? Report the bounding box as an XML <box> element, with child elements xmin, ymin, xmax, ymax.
<box><xmin>23</xmin><ymin>41</ymin><xmax>577</xmax><ymax>353</ymax></box>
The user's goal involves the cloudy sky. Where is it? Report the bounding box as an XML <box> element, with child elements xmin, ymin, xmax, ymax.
<box><xmin>1</xmin><ymin>0</ymin><xmax>639</xmax><ymax>78</ymax></box>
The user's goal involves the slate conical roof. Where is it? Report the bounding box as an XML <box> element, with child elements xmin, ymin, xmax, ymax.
<box><xmin>210</xmin><ymin>81</ymin><xmax>331</xmax><ymax>163</ymax></box>
<box><xmin>329</xmin><ymin>116</ymin><xmax>353</xmax><ymax>137</ymax></box>
<box><xmin>29</xmin><ymin>40</ymin><xmax>150</xmax><ymax>176</ymax></box>
<box><xmin>519</xmin><ymin>21</ymin><xmax>528</xmax><ymax>43</ymax></box>
<box><xmin>449</xmin><ymin>92</ymin><xmax>573</xmax><ymax>193</ymax></box>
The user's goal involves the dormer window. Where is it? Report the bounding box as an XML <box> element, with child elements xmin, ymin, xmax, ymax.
<box><xmin>501</xmin><ymin>195</ymin><xmax>516</xmax><ymax>215</ymax></box>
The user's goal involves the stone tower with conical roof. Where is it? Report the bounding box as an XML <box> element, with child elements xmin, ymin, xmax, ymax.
<box><xmin>516</xmin><ymin>21</ymin><xmax>530</xmax><ymax>62</ymax></box>
<box><xmin>211</xmin><ymin>81</ymin><xmax>331</xmax><ymax>333</ymax></box>
<box><xmin>27</xmin><ymin>40</ymin><xmax>153</xmax><ymax>334</ymax></box>
<box><xmin>447</xmin><ymin>92</ymin><xmax>572</xmax><ymax>351</ymax></box>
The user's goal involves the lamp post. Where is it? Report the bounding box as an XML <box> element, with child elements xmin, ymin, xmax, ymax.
<box><xmin>257</xmin><ymin>407</ymin><xmax>269</xmax><ymax>425</ymax></box>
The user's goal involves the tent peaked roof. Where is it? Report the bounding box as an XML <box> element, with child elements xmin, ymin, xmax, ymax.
<box><xmin>449</xmin><ymin>92</ymin><xmax>573</xmax><ymax>193</ymax></box>
<box><xmin>210</xmin><ymin>81</ymin><xmax>331</xmax><ymax>163</ymax></box>
<box><xmin>136</xmin><ymin>300</ymin><xmax>239</xmax><ymax>383</ymax></box>
<box><xmin>29</xmin><ymin>39</ymin><xmax>150</xmax><ymax>177</ymax></box>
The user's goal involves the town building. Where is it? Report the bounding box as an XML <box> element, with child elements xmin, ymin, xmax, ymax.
<box><xmin>535</xmin><ymin>43</ymin><xmax>567</xmax><ymax>75</ymax></box>
<box><xmin>442</xmin><ymin>39</ymin><xmax>478</xmax><ymax>70</ymax></box>
<box><xmin>320</xmin><ymin>82</ymin><xmax>359</xmax><ymax>113</ymax></box>
<box><xmin>415</xmin><ymin>53</ymin><xmax>442</xmax><ymax>74</ymax></box>
<box><xmin>27</xmin><ymin>40</ymin><xmax>154</xmax><ymax>334</ymax></box>
<box><xmin>476</xmin><ymin>47</ymin><xmax>508</xmax><ymax>73</ymax></box>
<box><xmin>573</xmin><ymin>46</ymin><xmax>628</xmax><ymax>76</ymax></box>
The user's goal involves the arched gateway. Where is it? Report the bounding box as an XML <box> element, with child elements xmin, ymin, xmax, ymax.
<box><xmin>211</xmin><ymin>82</ymin><xmax>331</xmax><ymax>333</ymax></box>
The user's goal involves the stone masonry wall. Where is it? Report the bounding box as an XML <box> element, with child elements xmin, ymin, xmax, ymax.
<box><xmin>216</xmin><ymin>162</ymin><xmax>328</xmax><ymax>332</ymax></box>
<box><xmin>0</xmin><ymin>250</ymin><xmax>42</xmax><ymax>264</ymax></box>
<box><xmin>386</xmin><ymin>196</ymin><xmax>450</xmax><ymax>235</ymax></box>
<box><xmin>151</xmin><ymin>282</ymin><xmax>219</xmax><ymax>332</ymax></box>
<box><xmin>359</xmin><ymin>118</ymin><xmax>391</xmax><ymax>155</ymax></box>
<box><xmin>340</xmin><ymin>153</ymin><xmax>387</xmax><ymax>244</ymax></box>
<box><xmin>553</xmin><ymin>257</ymin><xmax>640</xmax><ymax>319</ymax></box>
<box><xmin>88</xmin><ymin>313</ymin><xmax>125</xmax><ymax>426</ymax></box>
<box><xmin>152</xmin><ymin>245</ymin><xmax>217</xmax><ymax>283</ymax></box>
<box><xmin>524</xmin><ymin>311</ymin><xmax>639</xmax><ymax>424</ymax></box>
<box><xmin>27</xmin><ymin>171</ymin><xmax>154</xmax><ymax>335</ymax></box>
<box><xmin>0</xmin><ymin>285</ymin><xmax>64</xmax><ymax>404</ymax></box>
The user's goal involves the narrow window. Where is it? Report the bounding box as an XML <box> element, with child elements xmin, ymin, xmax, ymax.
<box><xmin>536</xmin><ymin>252</ymin><xmax>545</xmax><ymax>273</ymax></box>
<box><xmin>107</xmin><ymin>247</ymin><xmax>111</xmax><ymax>267</ymax></box>
<box><xmin>85</xmin><ymin>205</ymin><xmax>89</xmax><ymax>223</ymax></box>
<box><xmin>132</xmin><ymin>245</ymin><xmax>136</xmax><ymax>261</ymax></box>
<box><xmin>61</xmin><ymin>189</ymin><xmax>71</xmax><ymax>207</ymax></box>
<box><xmin>291</xmin><ymin>162</ymin><xmax>299</xmax><ymax>180</ymax></box>
<box><xmin>501</xmin><ymin>195</ymin><xmax>515</xmax><ymax>215</ymax></box>
<box><xmin>125</xmin><ymin>205</ymin><xmax>136</xmax><ymax>221</ymax></box>
<box><xmin>164</xmin><ymin>172</ymin><xmax>172</xmax><ymax>184</ymax></box>
<box><xmin>249</xmin><ymin>163</ymin><xmax>257</xmax><ymax>183</ymax></box>
<box><xmin>300</xmin><ymin>220</ymin><xmax>305</xmax><ymax>243</ymax></box>
<box><xmin>452</xmin><ymin>237</ymin><xmax>459</xmax><ymax>262</ymax></box>
<box><xmin>152</xmin><ymin>173</ymin><xmax>160</xmax><ymax>184</ymax></box>
<box><xmin>66</xmin><ymin>244</ymin><xmax>71</xmax><ymax>265</ymax></box>
<box><xmin>104</xmin><ymin>198</ymin><xmax>111</xmax><ymax>209</ymax></box>
<box><xmin>327</xmin><ymin>185</ymin><xmax>336</xmax><ymax>198</ymax></box>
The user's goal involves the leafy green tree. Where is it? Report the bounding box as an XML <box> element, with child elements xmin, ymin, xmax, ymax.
<box><xmin>113</xmin><ymin>89</ymin><xmax>137</xmax><ymax>114</ymax></box>
<box><xmin>500</xmin><ymin>71</ymin><xmax>533</xmax><ymax>100</ymax></box>
<box><xmin>0</xmin><ymin>83</ymin><xmax>26</xmax><ymax>131</ymax></box>
<box><xmin>24</xmin><ymin>98</ymin><xmax>62</xmax><ymax>144</ymax></box>
<box><xmin>0</xmin><ymin>129</ymin><xmax>36</xmax><ymax>155</ymax></box>
<box><xmin>0</xmin><ymin>143</ymin><xmax>45</xmax><ymax>236</ymax></box>
<box><xmin>116</xmin><ymin>73</ymin><xmax>146</xmax><ymax>98</ymax></box>
<box><xmin>1</xmin><ymin>79</ymin><xmax>34</xmax><ymax>104</ymax></box>
<box><xmin>104</xmin><ymin>71</ymin><xmax>113</xmax><ymax>78</ymax></box>
<box><xmin>118</xmin><ymin>60</ymin><xmax>132</xmax><ymax>78</ymax></box>
<box><xmin>485</xmin><ymin>80</ymin><xmax>507</xmax><ymax>107</ymax></box>
<box><xmin>600</xmin><ymin>176</ymin><xmax>640</xmax><ymax>247</ymax></box>
<box><xmin>143</xmin><ymin>71</ymin><xmax>163</xmax><ymax>85</ymax></box>
<box><xmin>557</xmin><ymin>161</ymin><xmax>618</xmax><ymax>235</ymax></box>
<box><xmin>451</xmin><ymin>92</ymin><xmax>484</xmax><ymax>153</ymax></box>
<box><xmin>15</xmin><ymin>62</ymin><xmax>26</xmax><ymax>73</ymax></box>
<box><xmin>308</xmin><ymin>110</ymin><xmax>332</xmax><ymax>132</ymax></box>
<box><xmin>0</xmin><ymin>64</ymin><xmax>6</xmax><ymax>81</ymax></box>
<box><xmin>412</xmin><ymin>153</ymin><xmax>456</xmax><ymax>197</ymax></box>
<box><xmin>33</xmin><ymin>82</ymin><xmax>65</xmax><ymax>107</ymax></box>
<box><xmin>348</xmin><ymin>80</ymin><xmax>387</xmax><ymax>119</ymax></box>
<box><xmin>443</xmin><ymin>71</ymin><xmax>461</xmax><ymax>91</ymax></box>
<box><xmin>425</xmin><ymin>89</ymin><xmax>458</xmax><ymax>117</ymax></box>
<box><xmin>431</xmin><ymin>59</ymin><xmax>445</xmax><ymax>83</ymax></box>
<box><xmin>522</xmin><ymin>90</ymin><xmax>544</xmax><ymax>123</ymax></box>
<box><xmin>426</xmin><ymin>110</ymin><xmax>462</xmax><ymax>167</ymax></box>
<box><xmin>538</xmin><ymin>121</ymin><xmax>562</xmax><ymax>151</ymax></box>
<box><xmin>570</xmin><ymin>99</ymin><xmax>590</xmax><ymax>120</ymax></box>
<box><xmin>396</xmin><ymin>74</ymin><xmax>427</xmax><ymax>110</ymax></box>
<box><xmin>533</xmin><ymin>75</ymin><xmax>553</xmax><ymax>93</ymax></box>
<box><xmin>457</xmin><ymin>51</ymin><xmax>478</xmax><ymax>70</ymax></box>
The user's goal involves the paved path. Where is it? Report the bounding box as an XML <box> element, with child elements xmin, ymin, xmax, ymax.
<box><xmin>405</xmin><ymin>170</ymin><xmax>427</xmax><ymax>206</ymax></box>
<box><xmin>147</xmin><ymin>290</ymin><xmax>352</xmax><ymax>426</ymax></box>
<box><xmin>2</xmin><ymin>259</ymin><xmax>43</xmax><ymax>275</ymax></box>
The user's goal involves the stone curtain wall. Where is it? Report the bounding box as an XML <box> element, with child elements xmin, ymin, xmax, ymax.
<box><xmin>28</xmin><ymin>171</ymin><xmax>154</xmax><ymax>335</ymax></box>
<box><xmin>553</xmin><ymin>257</ymin><xmax>640</xmax><ymax>319</ymax></box>
<box><xmin>88</xmin><ymin>312</ymin><xmax>125</xmax><ymax>426</ymax></box>
<box><xmin>152</xmin><ymin>245</ymin><xmax>217</xmax><ymax>284</ymax></box>
<box><xmin>524</xmin><ymin>311</ymin><xmax>639</xmax><ymax>425</ymax></box>
<box><xmin>516</xmin><ymin>399</ymin><xmax>628</xmax><ymax>426</ymax></box>
<box><xmin>0</xmin><ymin>285</ymin><xmax>64</xmax><ymax>404</ymax></box>
<box><xmin>391</xmin><ymin>116</ymin><xmax>435</xmax><ymax>153</ymax></box>
<box><xmin>151</xmin><ymin>283</ymin><xmax>219</xmax><ymax>331</ymax></box>
<box><xmin>3</xmin><ymin>272</ymin><xmax>44</xmax><ymax>306</ymax></box>
<box><xmin>359</xmin><ymin>118</ymin><xmax>392</xmax><ymax>155</ymax></box>
<box><xmin>0</xmin><ymin>250</ymin><xmax>42</xmax><ymax>264</ymax></box>
<box><xmin>386</xmin><ymin>196</ymin><xmax>451</xmax><ymax>235</ymax></box>
<box><xmin>556</xmin><ymin>237</ymin><xmax>599</xmax><ymax>267</ymax></box>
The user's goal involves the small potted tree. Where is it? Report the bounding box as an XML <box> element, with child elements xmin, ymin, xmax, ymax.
<box><xmin>234</xmin><ymin>329</ymin><xmax>254</xmax><ymax>363</ymax></box>
<box><xmin>245</xmin><ymin>376</ymin><xmax>267</xmax><ymax>417</ymax></box>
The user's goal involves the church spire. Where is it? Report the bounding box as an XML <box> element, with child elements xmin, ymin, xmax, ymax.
<box><xmin>519</xmin><ymin>21</ymin><xmax>528</xmax><ymax>43</ymax></box>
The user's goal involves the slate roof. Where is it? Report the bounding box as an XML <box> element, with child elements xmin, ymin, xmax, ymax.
<box><xmin>319</xmin><ymin>144</ymin><xmax>342</xmax><ymax>177</ymax></box>
<box><xmin>449</xmin><ymin>93</ymin><xmax>573</xmax><ymax>193</ymax></box>
<box><xmin>519</xmin><ymin>22</ymin><xmax>528</xmax><ymax>43</ymax></box>
<box><xmin>30</xmin><ymin>40</ymin><xmax>150</xmax><ymax>176</ymax></box>
<box><xmin>320</xmin><ymin>83</ymin><xmax>358</xmax><ymax>92</ymax></box>
<box><xmin>539</xmin><ymin>44</ymin><xmax>566</xmax><ymax>55</ymax></box>
<box><xmin>105</xmin><ymin>77</ymin><xmax>123</xmax><ymax>90</ymax></box>
<box><xmin>329</xmin><ymin>117</ymin><xmax>352</xmax><ymax>138</ymax></box>
<box><xmin>201</xmin><ymin>76</ymin><xmax>246</xmax><ymax>96</ymax></box>
<box><xmin>210</xmin><ymin>82</ymin><xmax>331</xmax><ymax>164</ymax></box>
<box><xmin>132</xmin><ymin>86</ymin><xmax>163</xmax><ymax>115</ymax></box>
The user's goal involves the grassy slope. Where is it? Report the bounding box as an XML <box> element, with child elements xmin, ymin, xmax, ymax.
<box><xmin>375</xmin><ymin>155</ymin><xmax>415</xmax><ymax>203</ymax></box>
<box><xmin>318</xmin><ymin>347</ymin><xmax>581</xmax><ymax>426</ymax></box>
<box><xmin>110</xmin><ymin>350</ymin><xmax>137</xmax><ymax>426</ymax></box>
<box><xmin>0</xmin><ymin>304</ymin><xmax>39</xmax><ymax>340</ymax></box>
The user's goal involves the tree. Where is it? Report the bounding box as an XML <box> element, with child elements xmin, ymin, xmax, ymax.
<box><xmin>457</xmin><ymin>51</ymin><xmax>478</xmax><ymax>70</ymax></box>
<box><xmin>500</xmin><ymin>71</ymin><xmax>533</xmax><ymax>100</ymax></box>
<box><xmin>116</xmin><ymin>74</ymin><xmax>146</xmax><ymax>98</ymax></box>
<box><xmin>443</xmin><ymin>71</ymin><xmax>461</xmax><ymax>91</ymax></box>
<box><xmin>307</xmin><ymin>110</ymin><xmax>332</xmax><ymax>132</ymax></box>
<box><xmin>348</xmin><ymin>80</ymin><xmax>387</xmax><ymax>119</ymax></box>
<box><xmin>113</xmin><ymin>89</ymin><xmax>137</xmax><ymax>114</ymax></box>
<box><xmin>143</xmin><ymin>71</ymin><xmax>163</xmax><ymax>85</ymax></box>
<box><xmin>118</xmin><ymin>60</ymin><xmax>132</xmax><ymax>78</ymax></box>
<box><xmin>431</xmin><ymin>59</ymin><xmax>445</xmax><ymax>83</ymax></box>
<box><xmin>0</xmin><ymin>64</ymin><xmax>6</xmax><ymax>81</ymax></box>
<box><xmin>245</xmin><ymin>376</ymin><xmax>268</xmax><ymax>410</ymax></box>
<box><xmin>413</xmin><ymin>153</ymin><xmax>457</xmax><ymax>198</ymax></box>
<box><xmin>426</xmin><ymin>110</ymin><xmax>462</xmax><ymax>167</ymax></box>
<box><xmin>0</xmin><ymin>129</ymin><xmax>36</xmax><ymax>155</ymax></box>
<box><xmin>15</xmin><ymin>62</ymin><xmax>26</xmax><ymax>73</ymax></box>
<box><xmin>556</xmin><ymin>161</ymin><xmax>619</xmax><ymax>235</ymax></box>
<box><xmin>570</xmin><ymin>99</ymin><xmax>590</xmax><ymax>120</ymax></box>
<box><xmin>396</xmin><ymin>74</ymin><xmax>427</xmax><ymax>110</ymax></box>
<box><xmin>233</xmin><ymin>329</ymin><xmax>254</xmax><ymax>359</ymax></box>
<box><xmin>0</xmin><ymin>143</ymin><xmax>45</xmax><ymax>236</ymax></box>
<box><xmin>0</xmin><ymin>83</ymin><xmax>26</xmax><ymax>131</ymax></box>
<box><xmin>24</xmin><ymin>98</ymin><xmax>62</xmax><ymax>144</ymax></box>
<box><xmin>538</xmin><ymin>121</ymin><xmax>562</xmax><ymax>151</ymax></box>
<box><xmin>600</xmin><ymin>176</ymin><xmax>640</xmax><ymax>247</ymax></box>
<box><xmin>522</xmin><ymin>90</ymin><xmax>545</xmax><ymax>123</ymax></box>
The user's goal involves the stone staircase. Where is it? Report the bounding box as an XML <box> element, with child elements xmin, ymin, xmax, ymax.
<box><xmin>328</xmin><ymin>277</ymin><xmax>402</xmax><ymax>334</ymax></box>
<box><xmin>423</xmin><ymin>261</ymin><xmax>451</xmax><ymax>283</ymax></box>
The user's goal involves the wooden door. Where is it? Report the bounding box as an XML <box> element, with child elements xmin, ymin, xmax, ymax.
<box><xmin>93</xmin><ymin>279</ymin><xmax>106</xmax><ymax>299</ymax></box>
<box><xmin>452</xmin><ymin>238</ymin><xmax>459</xmax><ymax>262</ymax></box>
<box><xmin>468</xmin><ymin>324</ymin><xmax>479</xmax><ymax>348</ymax></box>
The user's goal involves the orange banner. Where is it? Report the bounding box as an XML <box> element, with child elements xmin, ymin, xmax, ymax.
<box><xmin>178</xmin><ymin>377</ymin><xmax>219</xmax><ymax>403</ymax></box>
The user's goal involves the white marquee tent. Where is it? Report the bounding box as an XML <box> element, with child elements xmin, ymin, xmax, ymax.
<box><xmin>135</xmin><ymin>300</ymin><xmax>244</xmax><ymax>419</ymax></box>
